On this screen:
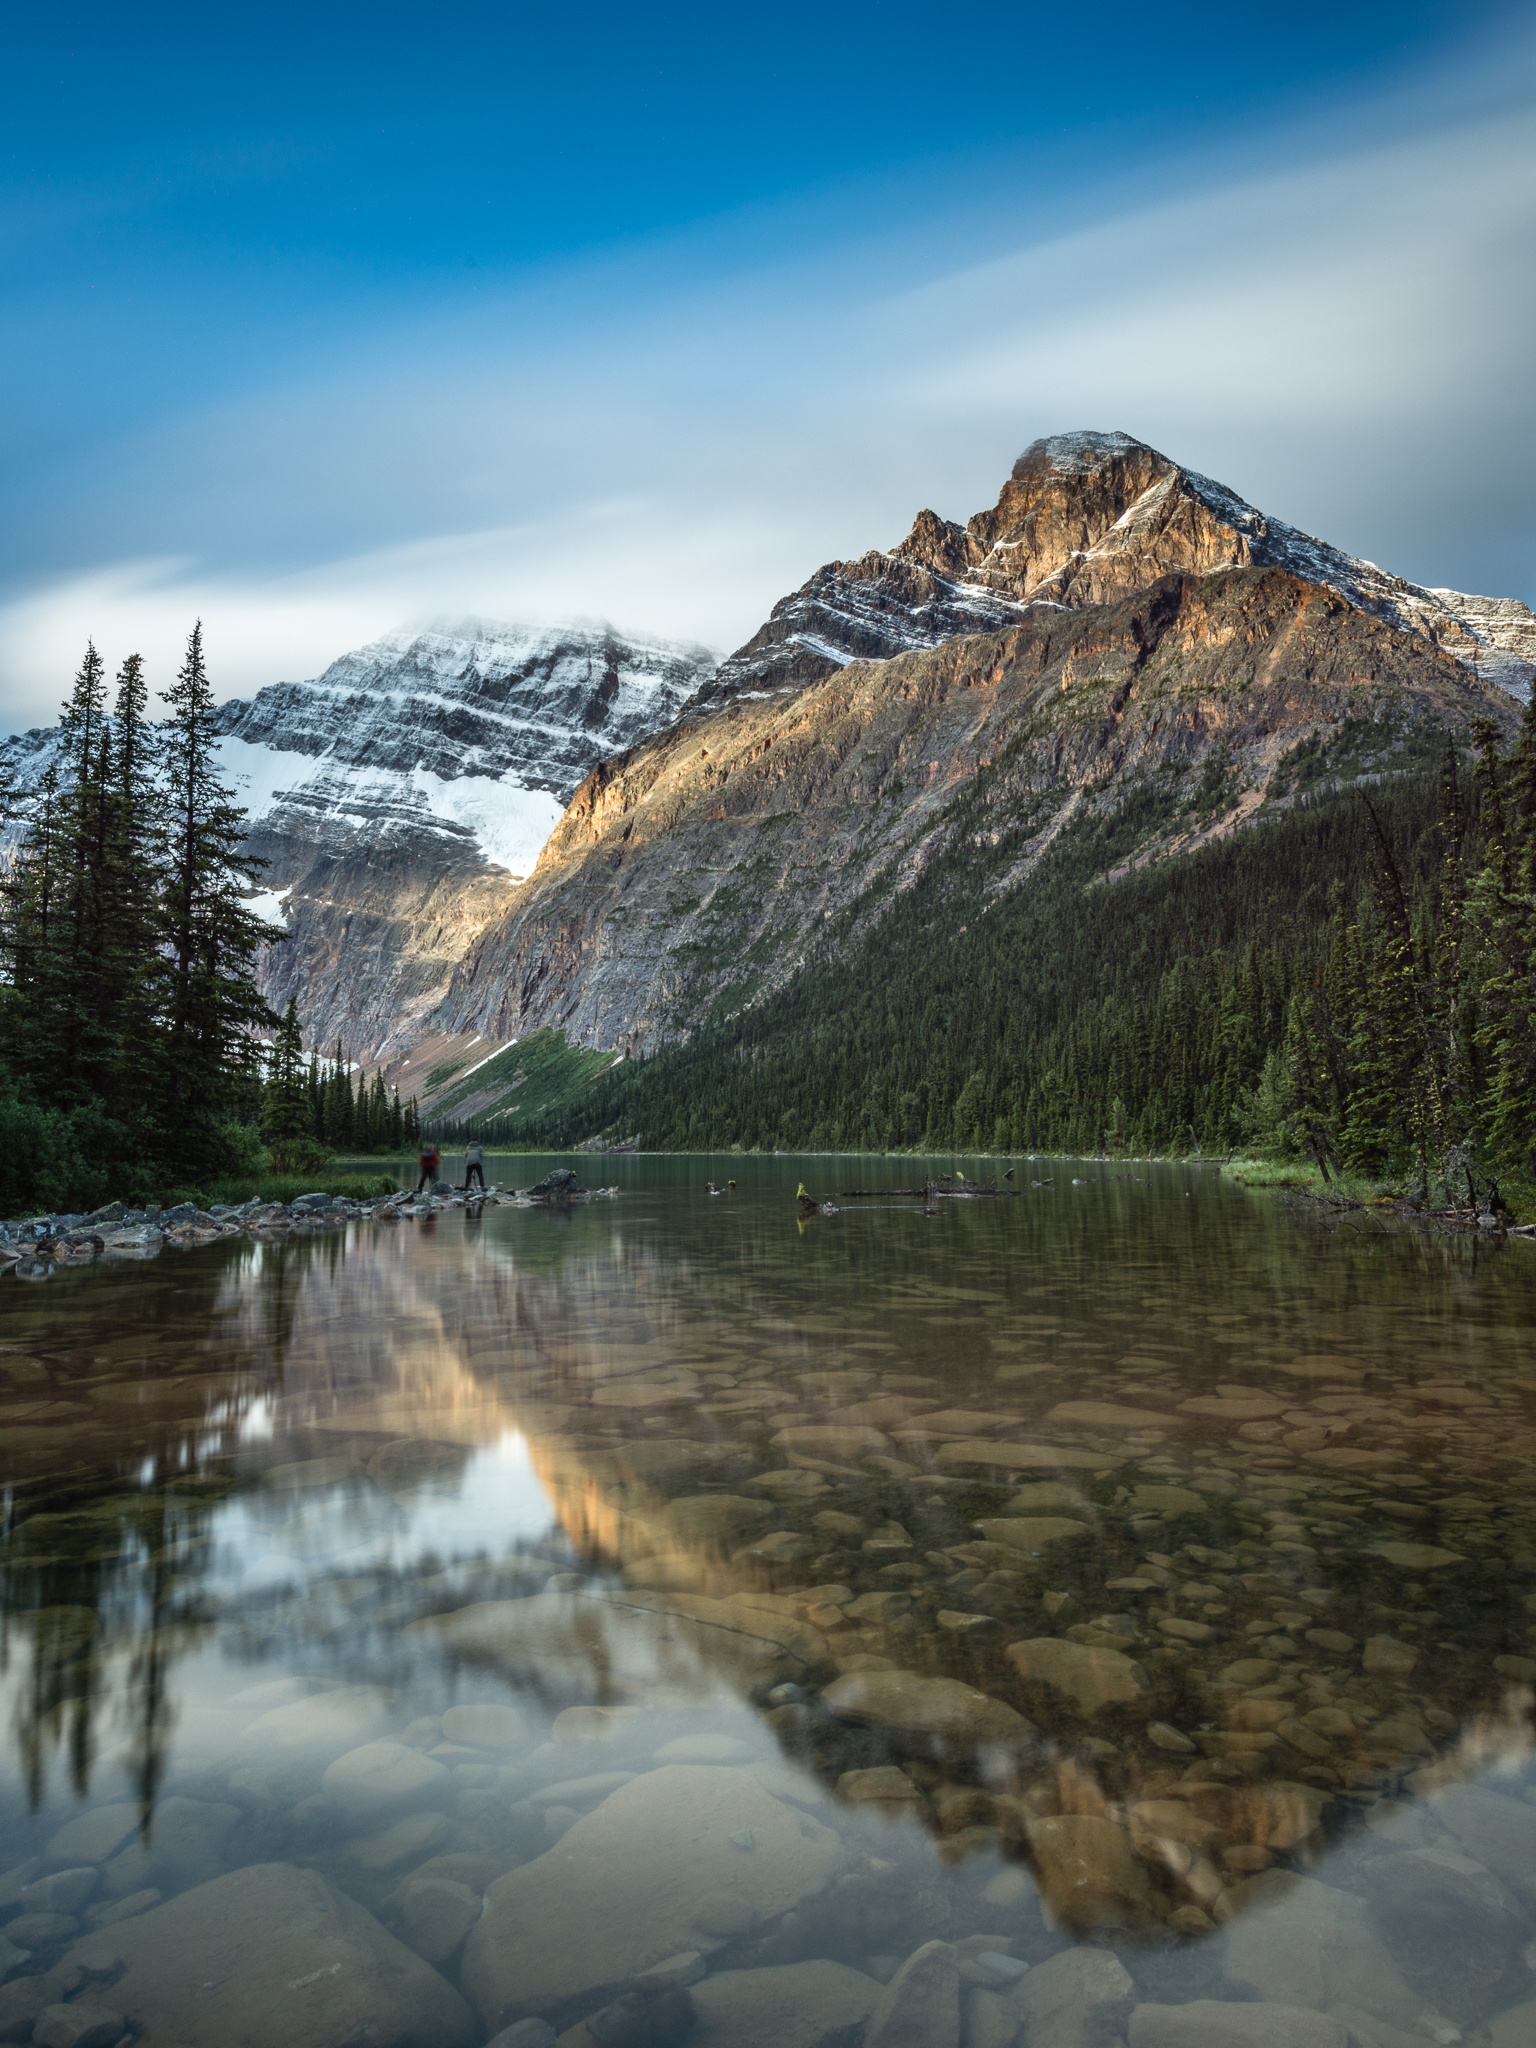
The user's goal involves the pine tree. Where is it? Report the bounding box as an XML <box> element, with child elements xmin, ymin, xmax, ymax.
<box><xmin>307</xmin><ymin>1052</ymin><xmax>324</xmax><ymax>1141</ymax></box>
<box><xmin>366</xmin><ymin>1070</ymin><xmax>388</xmax><ymax>1151</ymax></box>
<box><xmin>323</xmin><ymin>1041</ymin><xmax>354</xmax><ymax>1149</ymax></box>
<box><xmin>11</xmin><ymin>644</ymin><xmax>119</xmax><ymax>1105</ymax></box>
<box><xmin>1</xmin><ymin>762</ymin><xmax>64</xmax><ymax>1062</ymax></box>
<box><xmin>262</xmin><ymin>998</ymin><xmax>311</xmax><ymax>1171</ymax></box>
<box><xmin>97</xmin><ymin>653</ymin><xmax>164</xmax><ymax>1138</ymax></box>
<box><xmin>157</xmin><ymin>622</ymin><xmax>277</xmax><ymax>1157</ymax></box>
<box><xmin>1476</xmin><ymin>693</ymin><xmax>1536</xmax><ymax>1168</ymax></box>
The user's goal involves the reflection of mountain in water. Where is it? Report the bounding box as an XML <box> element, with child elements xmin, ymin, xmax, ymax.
<box><xmin>4</xmin><ymin>1191</ymin><xmax>1536</xmax><ymax>2015</ymax></box>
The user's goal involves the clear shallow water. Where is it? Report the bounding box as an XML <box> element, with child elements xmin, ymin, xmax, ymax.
<box><xmin>3</xmin><ymin>1156</ymin><xmax>1536</xmax><ymax>2048</ymax></box>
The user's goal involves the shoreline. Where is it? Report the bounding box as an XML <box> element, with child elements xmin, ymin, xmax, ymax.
<box><xmin>0</xmin><ymin>1178</ymin><xmax>619</xmax><ymax>1275</ymax></box>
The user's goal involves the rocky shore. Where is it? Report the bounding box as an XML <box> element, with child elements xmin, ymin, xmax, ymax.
<box><xmin>0</xmin><ymin>1172</ymin><xmax>615</xmax><ymax>1274</ymax></box>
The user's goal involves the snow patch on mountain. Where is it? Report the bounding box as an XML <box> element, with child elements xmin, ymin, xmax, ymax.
<box><xmin>245</xmin><ymin>887</ymin><xmax>294</xmax><ymax>928</ymax></box>
<box><xmin>412</xmin><ymin>768</ymin><xmax>564</xmax><ymax>878</ymax></box>
<box><xmin>210</xmin><ymin>617</ymin><xmax>717</xmax><ymax>877</ymax></box>
<box><xmin>1019</xmin><ymin>429</ymin><xmax>1151</xmax><ymax>472</ymax></box>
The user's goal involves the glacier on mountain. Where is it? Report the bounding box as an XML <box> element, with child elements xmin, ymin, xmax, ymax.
<box><xmin>214</xmin><ymin>617</ymin><xmax>718</xmax><ymax>856</ymax></box>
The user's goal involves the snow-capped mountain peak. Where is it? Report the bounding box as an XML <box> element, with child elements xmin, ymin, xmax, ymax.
<box><xmin>700</xmin><ymin>432</ymin><xmax>1536</xmax><ymax>707</ymax></box>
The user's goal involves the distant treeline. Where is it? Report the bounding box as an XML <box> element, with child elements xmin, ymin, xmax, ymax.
<box><xmin>0</xmin><ymin>628</ymin><xmax>277</xmax><ymax>1211</ymax></box>
<box><xmin>488</xmin><ymin>697</ymin><xmax>1536</xmax><ymax>1192</ymax></box>
<box><xmin>261</xmin><ymin>1010</ymin><xmax>419</xmax><ymax>1169</ymax></box>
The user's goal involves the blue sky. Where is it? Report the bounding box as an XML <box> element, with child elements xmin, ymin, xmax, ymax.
<box><xmin>2</xmin><ymin>1</ymin><xmax>1533</xmax><ymax>724</ymax></box>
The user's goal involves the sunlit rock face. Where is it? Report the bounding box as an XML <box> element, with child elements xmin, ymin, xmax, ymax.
<box><xmin>429</xmin><ymin>430</ymin><xmax>1536</xmax><ymax>1059</ymax></box>
<box><xmin>215</xmin><ymin>621</ymin><xmax>717</xmax><ymax>1061</ymax></box>
<box><xmin>696</xmin><ymin>431</ymin><xmax>1536</xmax><ymax>708</ymax></box>
<box><xmin>0</xmin><ymin>620</ymin><xmax>717</xmax><ymax>1065</ymax></box>
<box><xmin>435</xmin><ymin>562</ymin><xmax>1521</xmax><ymax>1054</ymax></box>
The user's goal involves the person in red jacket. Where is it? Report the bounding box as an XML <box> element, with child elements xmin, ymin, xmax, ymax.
<box><xmin>415</xmin><ymin>1140</ymin><xmax>440</xmax><ymax>1194</ymax></box>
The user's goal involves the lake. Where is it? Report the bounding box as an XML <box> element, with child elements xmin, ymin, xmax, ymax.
<box><xmin>3</xmin><ymin>1154</ymin><xmax>1536</xmax><ymax>2048</ymax></box>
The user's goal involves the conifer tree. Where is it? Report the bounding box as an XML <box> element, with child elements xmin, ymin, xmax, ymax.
<box><xmin>158</xmin><ymin>622</ymin><xmax>276</xmax><ymax>1152</ymax></box>
<box><xmin>17</xmin><ymin>644</ymin><xmax>118</xmax><ymax>1102</ymax></box>
<box><xmin>323</xmin><ymin>1040</ymin><xmax>354</xmax><ymax>1149</ymax></box>
<box><xmin>366</xmin><ymin>1070</ymin><xmax>388</xmax><ymax>1150</ymax></box>
<box><xmin>94</xmin><ymin>652</ymin><xmax>165</xmax><ymax>1138</ymax></box>
<box><xmin>1476</xmin><ymin>693</ymin><xmax>1536</xmax><ymax>1168</ymax></box>
<box><xmin>306</xmin><ymin>1051</ymin><xmax>324</xmax><ymax>1141</ymax></box>
<box><xmin>262</xmin><ymin>998</ymin><xmax>311</xmax><ymax>1171</ymax></box>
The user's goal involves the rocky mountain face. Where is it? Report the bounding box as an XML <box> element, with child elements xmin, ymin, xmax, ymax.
<box><xmin>696</xmin><ymin>431</ymin><xmax>1536</xmax><ymax>708</ymax></box>
<box><xmin>6</xmin><ymin>434</ymin><xmax>1533</xmax><ymax>1083</ymax></box>
<box><xmin>0</xmin><ymin>621</ymin><xmax>716</xmax><ymax>1064</ymax></box>
<box><xmin>431</xmin><ymin>560</ymin><xmax>1521</xmax><ymax>1061</ymax></box>
<box><xmin>216</xmin><ymin>621</ymin><xmax>718</xmax><ymax>1060</ymax></box>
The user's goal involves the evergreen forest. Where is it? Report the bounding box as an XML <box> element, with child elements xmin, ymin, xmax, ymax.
<box><xmin>261</xmin><ymin>1007</ymin><xmax>418</xmax><ymax>1172</ymax></box>
<box><xmin>469</xmin><ymin>696</ymin><xmax>1536</xmax><ymax>1200</ymax></box>
<box><xmin>0</xmin><ymin>629</ymin><xmax>279</xmax><ymax>1213</ymax></box>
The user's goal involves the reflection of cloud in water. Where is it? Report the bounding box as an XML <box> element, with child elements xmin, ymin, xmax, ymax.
<box><xmin>215</xmin><ymin>1432</ymin><xmax>559</xmax><ymax>1594</ymax></box>
<box><xmin>7</xmin><ymin>1179</ymin><xmax>1536</xmax><ymax>2037</ymax></box>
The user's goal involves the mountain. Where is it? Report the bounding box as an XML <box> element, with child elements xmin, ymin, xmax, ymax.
<box><xmin>417</xmin><ymin>433</ymin><xmax>1529</xmax><ymax>1092</ymax></box>
<box><xmin>5</xmin><ymin>432</ymin><xmax>1533</xmax><ymax>1091</ymax></box>
<box><xmin>697</xmin><ymin>431</ymin><xmax>1536</xmax><ymax>707</ymax></box>
<box><xmin>2</xmin><ymin>620</ymin><xmax>718</xmax><ymax>1063</ymax></box>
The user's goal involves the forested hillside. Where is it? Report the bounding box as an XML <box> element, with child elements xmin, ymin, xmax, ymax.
<box><xmin>453</xmin><ymin>697</ymin><xmax>1536</xmax><ymax>1189</ymax></box>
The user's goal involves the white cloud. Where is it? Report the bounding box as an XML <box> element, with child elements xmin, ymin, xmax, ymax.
<box><xmin>2</xmin><ymin>92</ymin><xmax>1532</xmax><ymax>734</ymax></box>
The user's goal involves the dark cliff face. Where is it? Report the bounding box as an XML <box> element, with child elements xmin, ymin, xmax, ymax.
<box><xmin>432</xmin><ymin>566</ymin><xmax>1520</xmax><ymax>1059</ymax></box>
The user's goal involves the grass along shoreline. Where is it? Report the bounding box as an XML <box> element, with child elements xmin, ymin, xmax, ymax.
<box><xmin>1221</xmin><ymin>1156</ymin><xmax>1536</xmax><ymax>1228</ymax></box>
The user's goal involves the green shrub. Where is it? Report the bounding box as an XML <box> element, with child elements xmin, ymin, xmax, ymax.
<box><xmin>0</xmin><ymin>1089</ymin><xmax>114</xmax><ymax>1215</ymax></box>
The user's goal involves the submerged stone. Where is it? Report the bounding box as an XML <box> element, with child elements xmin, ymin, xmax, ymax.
<box><xmin>1006</xmin><ymin>1639</ymin><xmax>1147</xmax><ymax>1712</ymax></box>
<box><xmin>974</xmin><ymin>1517</ymin><xmax>1091</xmax><ymax>1554</ymax></box>
<box><xmin>864</xmin><ymin>1941</ymin><xmax>959</xmax><ymax>2048</ymax></box>
<box><xmin>440</xmin><ymin>1704</ymin><xmax>526</xmax><ymax>1752</ymax></box>
<box><xmin>43</xmin><ymin>1804</ymin><xmax>140</xmax><ymax>1871</ymax></box>
<box><xmin>102</xmin><ymin>1797</ymin><xmax>238</xmax><ymax>1900</ymax></box>
<box><xmin>1024</xmin><ymin>1814</ymin><xmax>1163</xmax><ymax>1929</ymax></box>
<box><xmin>1129</xmin><ymin>2003</ymin><xmax>1345</xmax><ymax>2047</ymax></box>
<box><xmin>1221</xmin><ymin>1870</ymin><xmax>1415</xmax><ymax>2020</ymax></box>
<box><xmin>62</xmin><ymin>1862</ymin><xmax>477</xmax><ymax>2048</ymax></box>
<box><xmin>1007</xmin><ymin>1482</ymin><xmax>1091</xmax><ymax>1511</ymax></box>
<box><xmin>1046</xmin><ymin>1402</ymin><xmax>1179</xmax><ymax>1431</ymax></box>
<box><xmin>321</xmin><ymin>1742</ymin><xmax>449</xmax><ymax>1819</ymax></box>
<box><xmin>1013</xmin><ymin>1947</ymin><xmax>1136</xmax><ymax>2045</ymax></box>
<box><xmin>1131</xmin><ymin>1486</ymin><xmax>1206</xmax><ymax>1517</ymax></box>
<box><xmin>1369</xmin><ymin>1541</ymin><xmax>1463</xmax><ymax>1571</ymax></box>
<box><xmin>460</xmin><ymin>1767</ymin><xmax>847</xmax><ymax>2027</ymax></box>
<box><xmin>689</xmin><ymin>1960</ymin><xmax>882</xmax><ymax>2048</ymax></box>
<box><xmin>821</xmin><ymin>1670</ymin><xmax>1035</xmax><ymax>1748</ymax></box>
<box><xmin>237</xmin><ymin>1687</ymin><xmax>393</xmax><ymax>1759</ymax></box>
<box><xmin>935</xmin><ymin>1441</ymin><xmax>1124</xmax><ymax>1474</ymax></box>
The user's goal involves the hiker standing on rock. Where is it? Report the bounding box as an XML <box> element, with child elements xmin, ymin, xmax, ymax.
<box><xmin>463</xmin><ymin>1137</ymin><xmax>485</xmax><ymax>1192</ymax></box>
<box><xmin>415</xmin><ymin>1137</ymin><xmax>440</xmax><ymax>1195</ymax></box>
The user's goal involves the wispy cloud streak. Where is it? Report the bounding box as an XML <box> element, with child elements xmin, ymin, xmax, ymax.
<box><xmin>2</xmin><ymin>89</ymin><xmax>1532</xmax><ymax>731</ymax></box>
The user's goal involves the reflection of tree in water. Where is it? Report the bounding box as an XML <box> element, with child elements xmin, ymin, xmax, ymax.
<box><xmin>7</xmin><ymin>1193</ymin><xmax>1536</xmax><ymax>1942</ymax></box>
<box><xmin>0</xmin><ymin>1233</ymin><xmax>316</xmax><ymax>1814</ymax></box>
